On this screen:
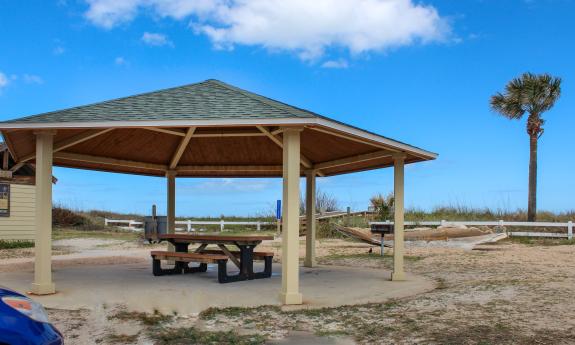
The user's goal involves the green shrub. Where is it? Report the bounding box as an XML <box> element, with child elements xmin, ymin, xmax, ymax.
<box><xmin>317</xmin><ymin>220</ymin><xmax>347</xmax><ymax>239</ymax></box>
<box><xmin>52</xmin><ymin>206</ymin><xmax>106</xmax><ymax>230</ymax></box>
<box><xmin>370</xmin><ymin>193</ymin><xmax>394</xmax><ymax>221</ymax></box>
<box><xmin>52</xmin><ymin>207</ymin><xmax>92</xmax><ymax>228</ymax></box>
<box><xmin>0</xmin><ymin>240</ymin><xmax>34</xmax><ymax>250</ymax></box>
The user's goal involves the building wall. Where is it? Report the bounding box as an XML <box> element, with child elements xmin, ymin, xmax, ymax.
<box><xmin>0</xmin><ymin>183</ymin><xmax>35</xmax><ymax>241</ymax></box>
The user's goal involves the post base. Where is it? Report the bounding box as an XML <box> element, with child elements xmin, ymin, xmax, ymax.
<box><xmin>391</xmin><ymin>271</ymin><xmax>406</xmax><ymax>281</ymax></box>
<box><xmin>303</xmin><ymin>260</ymin><xmax>316</xmax><ymax>268</ymax></box>
<box><xmin>280</xmin><ymin>291</ymin><xmax>303</xmax><ymax>305</ymax></box>
<box><xmin>30</xmin><ymin>282</ymin><xmax>55</xmax><ymax>295</ymax></box>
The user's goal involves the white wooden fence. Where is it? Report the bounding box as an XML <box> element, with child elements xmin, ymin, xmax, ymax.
<box><xmin>104</xmin><ymin>219</ymin><xmax>143</xmax><ymax>230</ymax></box>
<box><xmin>104</xmin><ymin>218</ymin><xmax>274</xmax><ymax>232</ymax></box>
<box><xmin>104</xmin><ymin>209</ymin><xmax>370</xmax><ymax>232</ymax></box>
<box><xmin>176</xmin><ymin>220</ymin><xmax>275</xmax><ymax>232</ymax></box>
<box><xmin>370</xmin><ymin>220</ymin><xmax>574</xmax><ymax>240</ymax></box>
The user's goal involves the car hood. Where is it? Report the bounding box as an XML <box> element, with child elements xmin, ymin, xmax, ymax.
<box><xmin>0</xmin><ymin>286</ymin><xmax>25</xmax><ymax>298</ymax></box>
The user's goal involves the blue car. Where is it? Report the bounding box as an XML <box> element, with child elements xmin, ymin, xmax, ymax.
<box><xmin>0</xmin><ymin>287</ymin><xmax>63</xmax><ymax>345</ymax></box>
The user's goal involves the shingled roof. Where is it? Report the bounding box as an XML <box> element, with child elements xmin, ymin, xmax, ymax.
<box><xmin>0</xmin><ymin>79</ymin><xmax>437</xmax><ymax>177</ymax></box>
<box><xmin>4</xmin><ymin>79</ymin><xmax>318</xmax><ymax>124</ymax></box>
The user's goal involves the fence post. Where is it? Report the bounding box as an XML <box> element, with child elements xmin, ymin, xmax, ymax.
<box><xmin>568</xmin><ymin>221</ymin><xmax>573</xmax><ymax>240</ymax></box>
<box><xmin>346</xmin><ymin>206</ymin><xmax>351</xmax><ymax>226</ymax></box>
<box><xmin>257</xmin><ymin>222</ymin><xmax>261</xmax><ymax>231</ymax></box>
<box><xmin>187</xmin><ymin>220</ymin><xmax>192</xmax><ymax>232</ymax></box>
<box><xmin>440</xmin><ymin>220</ymin><xmax>446</xmax><ymax>227</ymax></box>
<box><xmin>220</xmin><ymin>219</ymin><xmax>225</xmax><ymax>232</ymax></box>
<box><xmin>495</xmin><ymin>220</ymin><xmax>505</xmax><ymax>235</ymax></box>
<box><xmin>105</xmin><ymin>218</ymin><xmax>109</xmax><ymax>227</ymax></box>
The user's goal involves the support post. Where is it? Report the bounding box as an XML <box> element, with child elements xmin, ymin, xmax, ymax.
<box><xmin>280</xmin><ymin>128</ymin><xmax>303</xmax><ymax>305</ymax></box>
<box><xmin>391</xmin><ymin>153</ymin><xmax>406</xmax><ymax>281</ymax></box>
<box><xmin>568</xmin><ymin>221</ymin><xmax>573</xmax><ymax>240</ymax></box>
<box><xmin>166</xmin><ymin>170</ymin><xmax>176</xmax><ymax>253</ymax></box>
<box><xmin>31</xmin><ymin>131</ymin><xmax>56</xmax><ymax>295</ymax></box>
<box><xmin>304</xmin><ymin>169</ymin><xmax>317</xmax><ymax>268</ymax></box>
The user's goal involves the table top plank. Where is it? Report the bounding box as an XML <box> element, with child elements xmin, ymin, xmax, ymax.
<box><xmin>158</xmin><ymin>234</ymin><xmax>274</xmax><ymax>242</ymax></box>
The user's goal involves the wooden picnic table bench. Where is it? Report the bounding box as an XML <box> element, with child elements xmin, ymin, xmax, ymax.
<box><xmin>151</xmin><ymin>234</ymin><xmax>275</xmax><ymax>283</ymax></box>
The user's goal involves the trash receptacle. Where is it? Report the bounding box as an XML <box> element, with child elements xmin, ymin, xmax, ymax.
<box><xmin>144</xmin><ymin>216</ymin><xmax>168</xmax><ymax>241</ymax></box>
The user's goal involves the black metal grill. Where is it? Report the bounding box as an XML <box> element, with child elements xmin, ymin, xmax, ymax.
<box><xmin>370</xmin><ymin>223</ymin><xmax>394</xmax><ymax>235</ymax></box>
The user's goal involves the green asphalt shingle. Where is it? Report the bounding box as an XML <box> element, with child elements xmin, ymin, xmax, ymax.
<box><xmin>2</xmin><ymin>79</ymin><xmax>319</xmax><ymax>124</ymax></box>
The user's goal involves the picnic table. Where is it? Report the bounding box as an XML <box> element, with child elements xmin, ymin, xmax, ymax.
<box><xmin>151</xmin><ymin>234</ymin><xmax>275</xmax><ymax>283</ymax></box>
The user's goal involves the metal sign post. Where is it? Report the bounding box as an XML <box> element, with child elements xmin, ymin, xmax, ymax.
<box><xmin>276</xmin><ymin>200</ymin><xmax>282</xmax><ymax>235</ymax></box>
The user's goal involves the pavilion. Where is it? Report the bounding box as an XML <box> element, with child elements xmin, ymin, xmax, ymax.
<box><xmin>0</xmin><ymin>79</ymin><xmax>437</xmax><ymax>305</ymax></box>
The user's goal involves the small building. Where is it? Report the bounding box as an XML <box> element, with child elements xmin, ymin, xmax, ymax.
<box><xmin>0</xmin><ymin>143</ymin><xmax>55</xmax><ymax>241</ymax></box>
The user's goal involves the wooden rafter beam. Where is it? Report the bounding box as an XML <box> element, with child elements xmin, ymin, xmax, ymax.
<box><xmin>193</xmin><ymin>132</ymin><xmax>266</xmax><ymax>138</ymax></box>
<box><xmin>1</xmin><ymin>130</ymin><xmax>19</xmax><ymax>162</ymax></box>
<box><xmin>143</xmin><ymin>127</ymin><xmax>268</xmax><ymax>138</ymax></box>
<box><xmin>54</xmin><ymin>152</ymin><xmax>288</xmax><ymax>174</ymax></box>
<box><xmin>169</xmin><ymin>127</ymin><xmax>196</xmax><ymax>170</ymax></box>
<box><xmin>2</xmin><ymin>149</ymin><xmax>8</xmax><ymax>170</ymax></box>
<box><xmin>20</xmin><ymin>128</ymin><xmax>114</xmax><ymax>163</ymax></box>
<box><xmin>143</xmin><ymin>127</ymin><xmax>186</xmax><ymax>137</ymax></box>
<box><xmin>256</xmin><ymin>125</ymin><xmax>283</xmax><ymax>147</ymax></box>
<box><xmin>54</xmin><ymin>152</ymin><xmax>167</xmax><ymax>171</ymax></box>
<box><xmin>9</xmin><ymin>162</ymin><xmax>25</xmax><ymax>173</ymax></box>
<box><xmin>255</xmin><ymin>126</ymin><xmax>325</xmax><ymax>176</ymax></box>
<box><xmin>307</xmin><ymin>126</ymin><xmax>400</xmax><ymax>153</ymax></box>
<box><xmin>313</xmin><ymin>150</ymin><xmax>393</xmax><ymax>171</ymax></box>
<box><xmin>177</xmin><ymin>165</ymin><xmax>283</xmax><ymax>173</ymax></box>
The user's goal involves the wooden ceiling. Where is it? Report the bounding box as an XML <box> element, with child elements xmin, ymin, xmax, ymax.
<box><xmin>1</xmin><ymin>125</ymin><xmax>430</xmax><ymax>178</ymax></box>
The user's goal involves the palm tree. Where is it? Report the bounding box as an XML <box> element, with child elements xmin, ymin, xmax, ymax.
<box><xmin>490</xmin><ymin>73</ymin><xmax>562</xmax><ymax>221</ymax></box>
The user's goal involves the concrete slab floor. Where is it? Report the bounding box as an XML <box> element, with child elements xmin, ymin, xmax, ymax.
<box><xmin>0</xmin><ymin>262</ymin><xmax>434</xmax><ymax>314</ymax></box>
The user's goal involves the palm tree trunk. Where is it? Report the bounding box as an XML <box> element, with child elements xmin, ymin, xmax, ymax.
<box><xmin>527</xmin><ymin>134</ymin><xmax>538</xmax><ymax>221</ymax></box>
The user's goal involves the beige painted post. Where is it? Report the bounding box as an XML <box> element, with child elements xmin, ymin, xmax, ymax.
<box><xmin>31</xmin><ymin>131</ymin><xmax>56</xmax><ymax>295</ymax></box>
<box><xmin>391</xmin><ymin>153</ymin><xmax>406</xmax><ymax>281</ymax></box>
<box><xmin>166</xmin><ymin>170</ymin><xmax>176</xmax><ymax>253</ymax></box>
<box><xmin>280</xmin><ymin>128</ymin><xmax>303</xmax><ymax>305</ymax></box>
<box><xmin>304</xmin><ymin>170</ymin><xmax>316</xmax><ymax>268</ymax></box>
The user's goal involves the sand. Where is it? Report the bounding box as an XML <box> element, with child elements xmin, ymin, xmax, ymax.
<box><xmin>1</xmin><ymin>234</ymin><xmax>574</xmax><ymax>344</ymax></box>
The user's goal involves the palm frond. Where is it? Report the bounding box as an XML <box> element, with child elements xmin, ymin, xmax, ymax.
<box><xmin>490</xmin><ymin>92</ymin><xmax>524</xmax><ymax>119</ymax></box>
<box><xmin>490</xmin><ymin>72</ymin><xmax>561</xmax><ymax>122</ymax></box>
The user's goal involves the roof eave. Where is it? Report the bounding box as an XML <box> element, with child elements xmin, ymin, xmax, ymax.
<box><xmin>0</xmin><ymin>117</ymin><xmax>438</xmax><ymax>161</ymax></box>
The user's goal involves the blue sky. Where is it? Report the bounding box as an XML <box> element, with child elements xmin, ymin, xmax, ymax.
<box><xmin>0</xmin><ymin>0</ymin><xmax>573</xmax><ymax>216</ymax></box>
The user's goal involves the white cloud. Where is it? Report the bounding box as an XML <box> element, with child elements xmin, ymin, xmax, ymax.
<box><xmin>178</xmin><ymin>178</ymin><xmax>272</xmax><ymax>195</ymax></box>
<box><xmin>0</xmin><ymin>72</ymin><xmax>44</xmax><ymax>92</ymax></box>
<box><xmin>321</xmin><ymin>59</ymin><xmax>349</xmax><ymax>69</ymax></box>
<box><xmin>194</xmin><ymin>178</ymin><xmax>271</xmax><ymax>193</ymax></box>
<box><xmin>141</xmin><ymin>32</ymin><xmax>173</xmax><ymax>47</ymax></box>
<box><xmin>22</xmin><ymin>74</ymin><xmax>44</xmax><ymax>84</ymax></box>
<box><xmin>114</xmin><ymin>56</ymin><xmax>129</xmax><ymax>65</ymax></box>
<box><xmin>0</xmin><ymin>72</ymin><xmax>8</xmax><ymax>90</ymax></box>
<box><xmin>84</xmin><ymin>0</ymin><xmax>450</xmax><ymax>60</ymax></box>
<box><xmin>85</xmin><ymin>0</ymin><xmax>141</xmax><ymax>29</ymax></box>
<box><xmin>53</xmin><ymin>46</ymin><xmax>66</xmax><ymax>55</ymax></box>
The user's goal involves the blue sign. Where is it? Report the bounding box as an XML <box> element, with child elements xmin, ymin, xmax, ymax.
<box><xmin>276</xmin><ymin>200</ymin><xmax>282</xmax><ymax>220</ymax></box>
